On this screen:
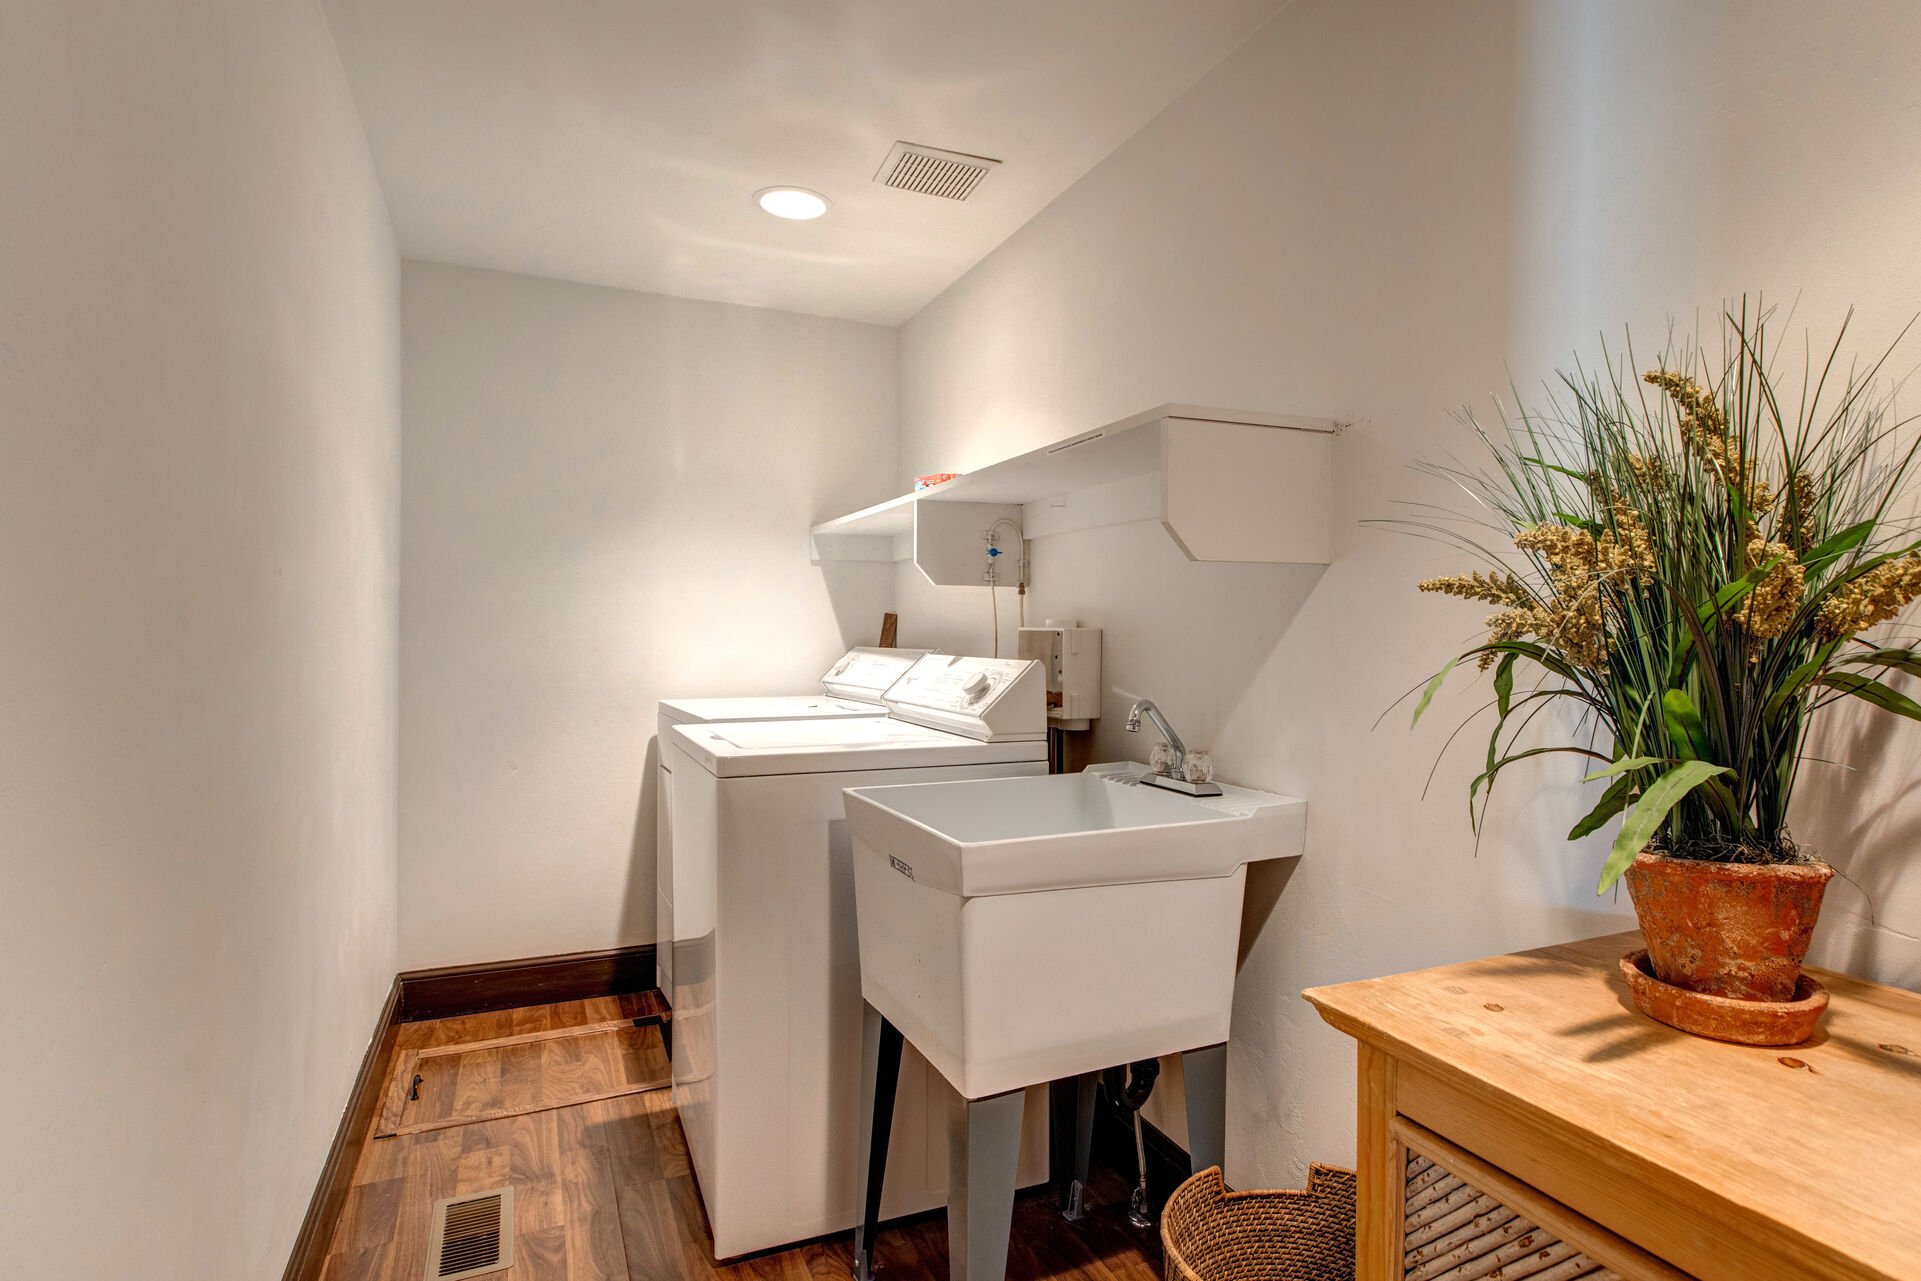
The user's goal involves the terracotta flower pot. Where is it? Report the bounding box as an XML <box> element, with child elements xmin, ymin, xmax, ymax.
<box><xmin>1623</xmin><ymin>851</ymin><xmax>1834</xmax><ymax>1003</ymax></box>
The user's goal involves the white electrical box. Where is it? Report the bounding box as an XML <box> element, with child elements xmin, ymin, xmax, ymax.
<box><xmin>1017</xmin><ymin>622</ymin><xmax>1102</xmax><ymax>731</ymax></box>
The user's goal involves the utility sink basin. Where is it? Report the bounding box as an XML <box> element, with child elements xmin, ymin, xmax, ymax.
<box><xmin>846</xmin><ymin>763</ymin><xmax>1304</xmax><ymax>1099</ymax></box>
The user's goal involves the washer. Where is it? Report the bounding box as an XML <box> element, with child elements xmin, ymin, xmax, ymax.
<box><xmin>664</xmin><ymin>655</ymin><xmax>1051</xmax><ymax>1260</ymax></box>
<box><xmin>656</xmin><ymin>647</ymin><xmax>927</xmax><ymax>995</ymax></box>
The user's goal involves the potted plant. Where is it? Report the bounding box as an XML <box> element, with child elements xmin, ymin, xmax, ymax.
<box><xmin>1401</xmin><ymin>304</ymin><xmax>1921</xmax><ymax>1043</ymax></box>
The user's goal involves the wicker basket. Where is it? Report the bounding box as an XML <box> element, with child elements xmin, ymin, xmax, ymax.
<box><xmin>1160</xmin><ymin>1164</ymin><xmax>1357</xmax><ymax>1281</ymax></box>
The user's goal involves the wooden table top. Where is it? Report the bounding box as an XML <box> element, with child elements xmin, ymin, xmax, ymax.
<box><xmin>1304</xmin><ymin>932</ymin><xmax>1921</xmax><ymax>1281</ymax></box>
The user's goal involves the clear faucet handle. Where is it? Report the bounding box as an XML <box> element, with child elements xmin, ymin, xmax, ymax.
<box><xmin>1148</xmin><ymin>742</ymin><xmax>1178</xmax><ymax>776</ymax></box>
<box><xmin>1181</xmin><ymin>750</ymin><xmax>1215</xmax><ymax>785</ymax></box>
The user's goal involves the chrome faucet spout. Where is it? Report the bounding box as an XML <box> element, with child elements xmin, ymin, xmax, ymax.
<box><xmin>1122</xmin><ymin>697</ymin><xmax>1222</xmax><ymax>797</ymax></box>
<box><xmin>1124</xmin><ymin>699</ymin><xmax>1187</xmax><ymax>772</ymax></box>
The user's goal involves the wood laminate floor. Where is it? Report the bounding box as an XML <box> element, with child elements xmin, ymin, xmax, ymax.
<box><xmin>318</xmin><ymin>995</ymin><xmax>1163</xmax><ymax>1280</ymax></box>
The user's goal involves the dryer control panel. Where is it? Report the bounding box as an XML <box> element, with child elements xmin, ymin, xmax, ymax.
<box><xmin>884</xmin><ymin>655</ymin><xmax>1047</xmax><ymax>742</ymax></box>
<box><xmin>820</xmin><ymin>647</ymin><xmax>929</xmax><ymax>703</ymax></box>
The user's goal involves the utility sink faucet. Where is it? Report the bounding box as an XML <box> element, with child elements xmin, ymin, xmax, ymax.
<box><xmin>1124</xmin><ymin>698</ymin><xmax>1221</xmax><ymax>796</ymax></box>
<box><xmin>1124</xmin><ymin>699</ymin><xmax>1188</xmax><ymax>773</ymax></box>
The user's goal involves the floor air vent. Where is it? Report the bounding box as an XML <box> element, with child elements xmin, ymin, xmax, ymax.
<box><xmin>875</xmin><ymin>141</ymin><xmax>1000</xmax><ymax>200</ymax></box>
<box><xmin>425</xmin><ymin>1187</ymin><xmax>513</xmax><ymax>1281</ymax></box>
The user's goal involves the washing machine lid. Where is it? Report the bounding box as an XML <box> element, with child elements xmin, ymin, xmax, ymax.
<box><xmin>657</xmin><ymin>694</ymin><xmax>885</xmax><ymax>728</ymax></box>
<box><xmin>667</xmin><ymin>716</ymin><xmax>1048</xmax><ymax>778</ymax></box>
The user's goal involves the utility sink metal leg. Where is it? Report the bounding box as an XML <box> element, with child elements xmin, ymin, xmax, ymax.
<box><xmin>947</xmin><ymin>1088</ymin><xmax>1026</xmax><ymax>1281</ymax></box>
<box><xmin>1182</xmin><ymin>1042</ymin><xmax>1228</xmax><ymax>1173</ymax></box>
<box><xmin>1061</xmin><ymin>1072</ymin><xmax>1099</xmax><ymax>1221</ymax></box>
<box><xmin>854</xmin><ymin>1003</ymin><xmax>904</xmax><ymax>1281</ymax></box>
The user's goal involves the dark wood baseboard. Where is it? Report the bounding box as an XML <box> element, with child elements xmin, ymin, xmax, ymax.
<box><xmin>282</xmin><ymin>977</ymin><xmax>402</xmax><ymax>1281</ymax></box>
<box><xmin>397</xmin><ymin>942</ymin><xmax>658</xmax><ymax>1022</ymax></box>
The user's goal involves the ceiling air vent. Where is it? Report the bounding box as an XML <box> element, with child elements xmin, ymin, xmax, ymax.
<box><xmin>875</xmin><ymin>141</ymin><xmax>1000</xmax><ymax>201</ymax></box>
<box><xmin>424</xmin><ymin>1187</ymin><xmax>514</xmax><ymax>1281</ymax></box>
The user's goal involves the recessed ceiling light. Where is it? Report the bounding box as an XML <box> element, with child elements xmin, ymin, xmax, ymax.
<box><xmin>755</xmin><ymin>186</ymin><xmax>830</xmax><ymax>220</ymax></box>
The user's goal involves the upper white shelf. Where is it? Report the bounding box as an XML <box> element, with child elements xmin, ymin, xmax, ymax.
<box><xmin>811</xmin><ymin>404</ymin><xmax>1341</xmax><ymax>579</ymax></box>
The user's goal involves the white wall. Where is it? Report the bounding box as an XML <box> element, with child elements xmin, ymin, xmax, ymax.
<box><xmin>0</xmin><ymin>2</ymin><xmax>400</xmax><ymax>1277</ymax></box>
<box><xmin>894</xmin><ymin>0</ymin><xmax>1921</xmax><ymax>1183</ymax></box>
<box><xmin>399</xmin><ymin>262</ymin><xmax>897</xmax><ymax>968</ymax></box>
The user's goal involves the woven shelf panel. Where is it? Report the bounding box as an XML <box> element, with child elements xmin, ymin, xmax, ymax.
<box><xmin>1403</xmin><ymin>1152</ymin><xmax>1621</xmax><ymax>1281</ymax></box>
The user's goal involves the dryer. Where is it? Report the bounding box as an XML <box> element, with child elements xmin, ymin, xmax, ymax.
<box><xmin>655</xmin><ymin>647</ymin><xmax>926</xmax><ymax>994</ymax></box>
<box><xmin>664</xmin><ymin>655</ymin><xmax>1051</xmax><ymax>1259</ymax></box>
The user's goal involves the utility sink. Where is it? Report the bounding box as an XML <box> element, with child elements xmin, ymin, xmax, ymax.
<box><xmin>846</xmin><ymin>763</ymin><xmax>1304</xmax><ymax>1100</ymax></box>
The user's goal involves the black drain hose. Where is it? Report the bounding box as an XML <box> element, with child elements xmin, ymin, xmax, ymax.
<box><xmin>1104</xmin><ymin>1058</ymin><xmax>1160</xmax><ymax>1112</ymax></box>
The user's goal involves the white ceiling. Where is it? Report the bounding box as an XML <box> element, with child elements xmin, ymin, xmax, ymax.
<box><xmin>321</xmin><ymin>1</ymin><xmax>1285</xmax><ymax>325</ymax></box>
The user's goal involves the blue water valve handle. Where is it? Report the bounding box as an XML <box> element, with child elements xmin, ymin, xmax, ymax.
<box><xmin>987</xmin><ymin>545</ymin><xmax>1003</xmax><ymax>558</ymax></box>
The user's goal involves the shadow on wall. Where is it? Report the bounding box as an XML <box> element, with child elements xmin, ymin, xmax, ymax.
<box><xmin>1239</xmin><ymin>857</ymin><xmax>1301</xmax><ymax>969</ymax></box>
<box><xmin>1097</xmin><ymin>556</ymin><xmax>1330</xmax><ymax>770</ymax></box>
<box><xmin>819</xmin><ymin>560</ymin><xmax>901</xmax><ymax>652</ymax></box>
<box><xmin>1796</xmin><ymin>683</ymin><xmax>1921</xmax><ymax>987</ymax></box>
<box><xmin>613</xmin><ymin>561</ymin><xmax>894</xmax><ymax>974</ymax></box>
<box><xmin>619</xmin><ymin>737</ymin><xmax>663</xmax><ymax>970</ymax></box>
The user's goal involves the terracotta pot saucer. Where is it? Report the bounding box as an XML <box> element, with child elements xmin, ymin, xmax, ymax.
<box><xmin>1620</xmin><ymin>949</ymin><xmax>1828</xmax><ymax>1047</ymax></box>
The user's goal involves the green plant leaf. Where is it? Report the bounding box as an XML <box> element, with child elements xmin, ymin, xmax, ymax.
<box><xmin>1652</xmin><ymin>690</ymin><xmax>1740</xmax><ymax>825</ymax></box>
<box><xmin>1799</xmin><ymin>520</ymin><xmax>1876</xmax><ymax>570</ymax></box>
<box><xmin>1835</xmin><ymin>647</ymin><xmax>1921</xmax><ymax>680</ymax></box>
<box><xmin>1765</xmin><ymin>644</ymin><xmax>1842</xmax><ymax>723</ymax></box>
<box><xmin>1822</xmin><ymin>536</ymin><xmax>1921</xmax><ymax>586</ymax></box>
<box><xmin>1665</xmin><ymin>574</ymin><xmax>1767</xmax><ymax>686</ymax></box>
<box><xmin>1493</xmin><ymin>654</ymin><xmax>1515</xmax><ymax>718</ymax></box>
<box><xmin>1567</xmin><ymin>775</ymin><xmax>1633</xmax><ymax>841</ymax></box>
<box><xmin>1704</xmin><ymin>559</ymin><xmax>1780</xmax><ymax>622</ymax></box>
<box><xmin>1410</xmin><ymin>656</ymin><xmax>1460</xmax><ymax>728</ymax></box>
<box><xmin>1519</xmin><ymin>456</ymin><xmax>1592</xmax><ymax>483</ymax></box>
<box><xmin>1817</xmin><ymin>671</ymin><xmax>1921</xmax><ymax>721</ymax></box>
<box><xmin>1597</xmin><ymin>760</ymin><xmax>1734</xmax><ymax>894</ymax></box>
<box><xmin>1471</xmin><ymin>640</ymin><xmax>1586</xmax><ymax>686</ymax></box>
<box><xmin>1583</xmin><ymin>755</ymin><xmax>1665</xmax><ymax>783</ymax></box>
<box><xmin>1697</xmin><ymin>774</ymin><xmax>1747</xmax><ymax>833</ymax></box>
<box><xmin>1661</xmin><ymin>688</ymin><xmax>1711</xmax><ymax>763</ymax></box>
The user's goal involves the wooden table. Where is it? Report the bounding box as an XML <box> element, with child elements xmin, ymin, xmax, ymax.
<box><xmin>1304</xmin><ymin>932</ymin><xmax>1921</xmax><ymax>1281</ymax></box>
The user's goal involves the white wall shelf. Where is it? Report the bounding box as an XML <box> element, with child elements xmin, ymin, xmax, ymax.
<box><xmin>810</xmin><ymin>404</ymin><xmax>1340</xmax><ymax>584</ymax></box>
